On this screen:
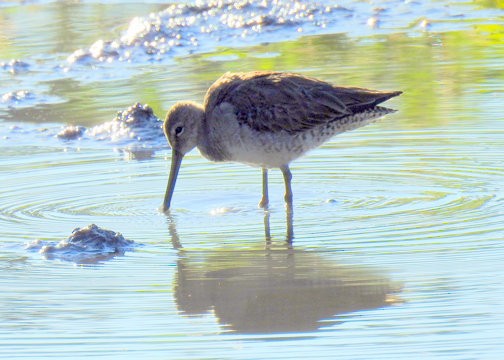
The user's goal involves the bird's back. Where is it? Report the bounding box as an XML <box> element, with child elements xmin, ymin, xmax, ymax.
<box><xmin>203</xmin><ymin>71</ymin><xmax>401</xmax><ymax>134</ymax></box>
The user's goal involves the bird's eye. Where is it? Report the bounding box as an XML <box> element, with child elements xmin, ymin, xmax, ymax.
<box><xmin>174</xmin><ymin>126</ymin><xmax>184</xmax><ymax>136</ymax></box>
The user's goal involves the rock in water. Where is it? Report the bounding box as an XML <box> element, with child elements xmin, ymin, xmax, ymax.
<box><xmin>26</xmin><ymin>224</ymin><xmax>136</xmax><ymax>264</ymax></box>
<box><xmin>57</xmin><ymin>125</ymin><xmax>86</xmax><ymax>140</ymax></box>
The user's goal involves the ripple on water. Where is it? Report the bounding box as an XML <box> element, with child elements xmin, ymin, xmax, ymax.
<box><xmin>278</xmin><ymin>128</ymin><xmax>504</xmax><ymax>253</ymax></box>
<box><xmin>1</xmin><ymin>116</ymin><xmax>502</xmax><ymax>254</ymax></box>
<box><xmin>0</xmin><ymin>105</ymin><xmax>168</xmax><ymax>235</ymax></box>
<box><xmin>0</xmin><ymin>145</ymin><xmax>160</xmax><ymax>244</ymax></box>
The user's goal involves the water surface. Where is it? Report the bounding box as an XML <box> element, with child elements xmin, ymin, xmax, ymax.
<box><xmin>1</xmin><ymin>1</ymin><xmax>503</xmax><ymax>359</ymax></box>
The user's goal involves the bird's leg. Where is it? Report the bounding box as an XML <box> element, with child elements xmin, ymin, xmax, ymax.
<box><xmin>259</xmin><ymin>167</ymin><xmax>269</xmax><ymax>208</ymax></box>
<box><xmin>280</xmin><ymin>165</ymin><xmax>293</xmax><ymax>208</ymax></box>
<box><xmin>280</xmin><ymin>165</ymin><xmax>294</xmax><ymax>243</ymax></box>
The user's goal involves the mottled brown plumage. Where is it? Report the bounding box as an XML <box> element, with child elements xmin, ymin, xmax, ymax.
<box><xmin>204</xmin><ymin>71</ymin><xmax>401</xmax><ymax>133</ymax></box>
<box><xmin>162</xmin><ymin>71</ymin><xmax>402</xmax><ymax>211</ymax></box>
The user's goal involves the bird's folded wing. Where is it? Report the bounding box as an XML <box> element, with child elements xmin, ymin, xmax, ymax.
<box><xmin>204</xmin><ymin>71</ymin><xmax>399</xmax><ymax>134</ymax></box>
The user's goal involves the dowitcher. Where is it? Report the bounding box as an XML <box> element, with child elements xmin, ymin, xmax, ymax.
<box><xmin>162</xmin><ymin>71</ymin><xmax>401</xmax><ymax>211</ymax></box>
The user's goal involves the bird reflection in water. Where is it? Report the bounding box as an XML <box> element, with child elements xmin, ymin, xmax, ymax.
<box><xmin>165</xmin><ymin>212</ymin><xmax>402</xmax><ymax>334</ymax></box>
<box><xmin>263</xmin><ymin>207</ymin><xmax>294</xmax><ymax>244</ymax></box>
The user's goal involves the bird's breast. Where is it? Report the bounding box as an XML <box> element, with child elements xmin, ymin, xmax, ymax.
<box><xmin>213</xmin><ymin>123</ymin><xmax>330</xmax><ymax>168</ymax></box>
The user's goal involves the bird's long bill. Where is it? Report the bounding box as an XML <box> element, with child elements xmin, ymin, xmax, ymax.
<box><xmin>162</xmin><ymin>150</ymin><xmax>183</xmax><ymax>212</ymax></box>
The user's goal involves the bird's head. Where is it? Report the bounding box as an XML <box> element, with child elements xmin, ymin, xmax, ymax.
<box><xmin>163</xmin><ymin>101</ymin><xmax>204</xmax><ymax>155</ymax></box>
<box><xmin>162</xmin><ymin>101</ymin><xmax>204</xmax><ymax>211</ymax></box>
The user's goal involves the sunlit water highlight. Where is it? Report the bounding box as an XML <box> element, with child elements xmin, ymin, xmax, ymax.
<box><xmin>1</xmin><ymin>1</ymin><xmax>503</xmax><ymax>359</ymax></box>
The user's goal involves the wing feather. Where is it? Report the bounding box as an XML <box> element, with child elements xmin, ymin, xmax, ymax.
<box><xmin>204</xmin><ymin>71</ymin><xmax>401</xmax><ymax>134</ymax></box>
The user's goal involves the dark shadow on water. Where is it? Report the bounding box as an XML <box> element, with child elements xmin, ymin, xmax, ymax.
<box><xmin>164</xmin><ymin>212</ymin><xmax>402</xmax><ymax>334</ymax></box>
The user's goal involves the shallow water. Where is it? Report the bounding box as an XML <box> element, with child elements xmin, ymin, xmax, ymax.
<box><xmin>1</xmin><ymin>1</ymin><xmax>504</xmax><ymax>359</ymax></box>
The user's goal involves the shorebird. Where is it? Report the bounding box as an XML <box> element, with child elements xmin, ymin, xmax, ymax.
<box><xmin>162</xmin><ymin>71</ymin><xmax>401</xmax><ymax>211</ymax></box>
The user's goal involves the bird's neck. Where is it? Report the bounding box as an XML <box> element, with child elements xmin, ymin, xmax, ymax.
<box><xmin>197</xmin><ymin>115</ymin><xmax>227</xmax><ymax>162</ymax></box>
